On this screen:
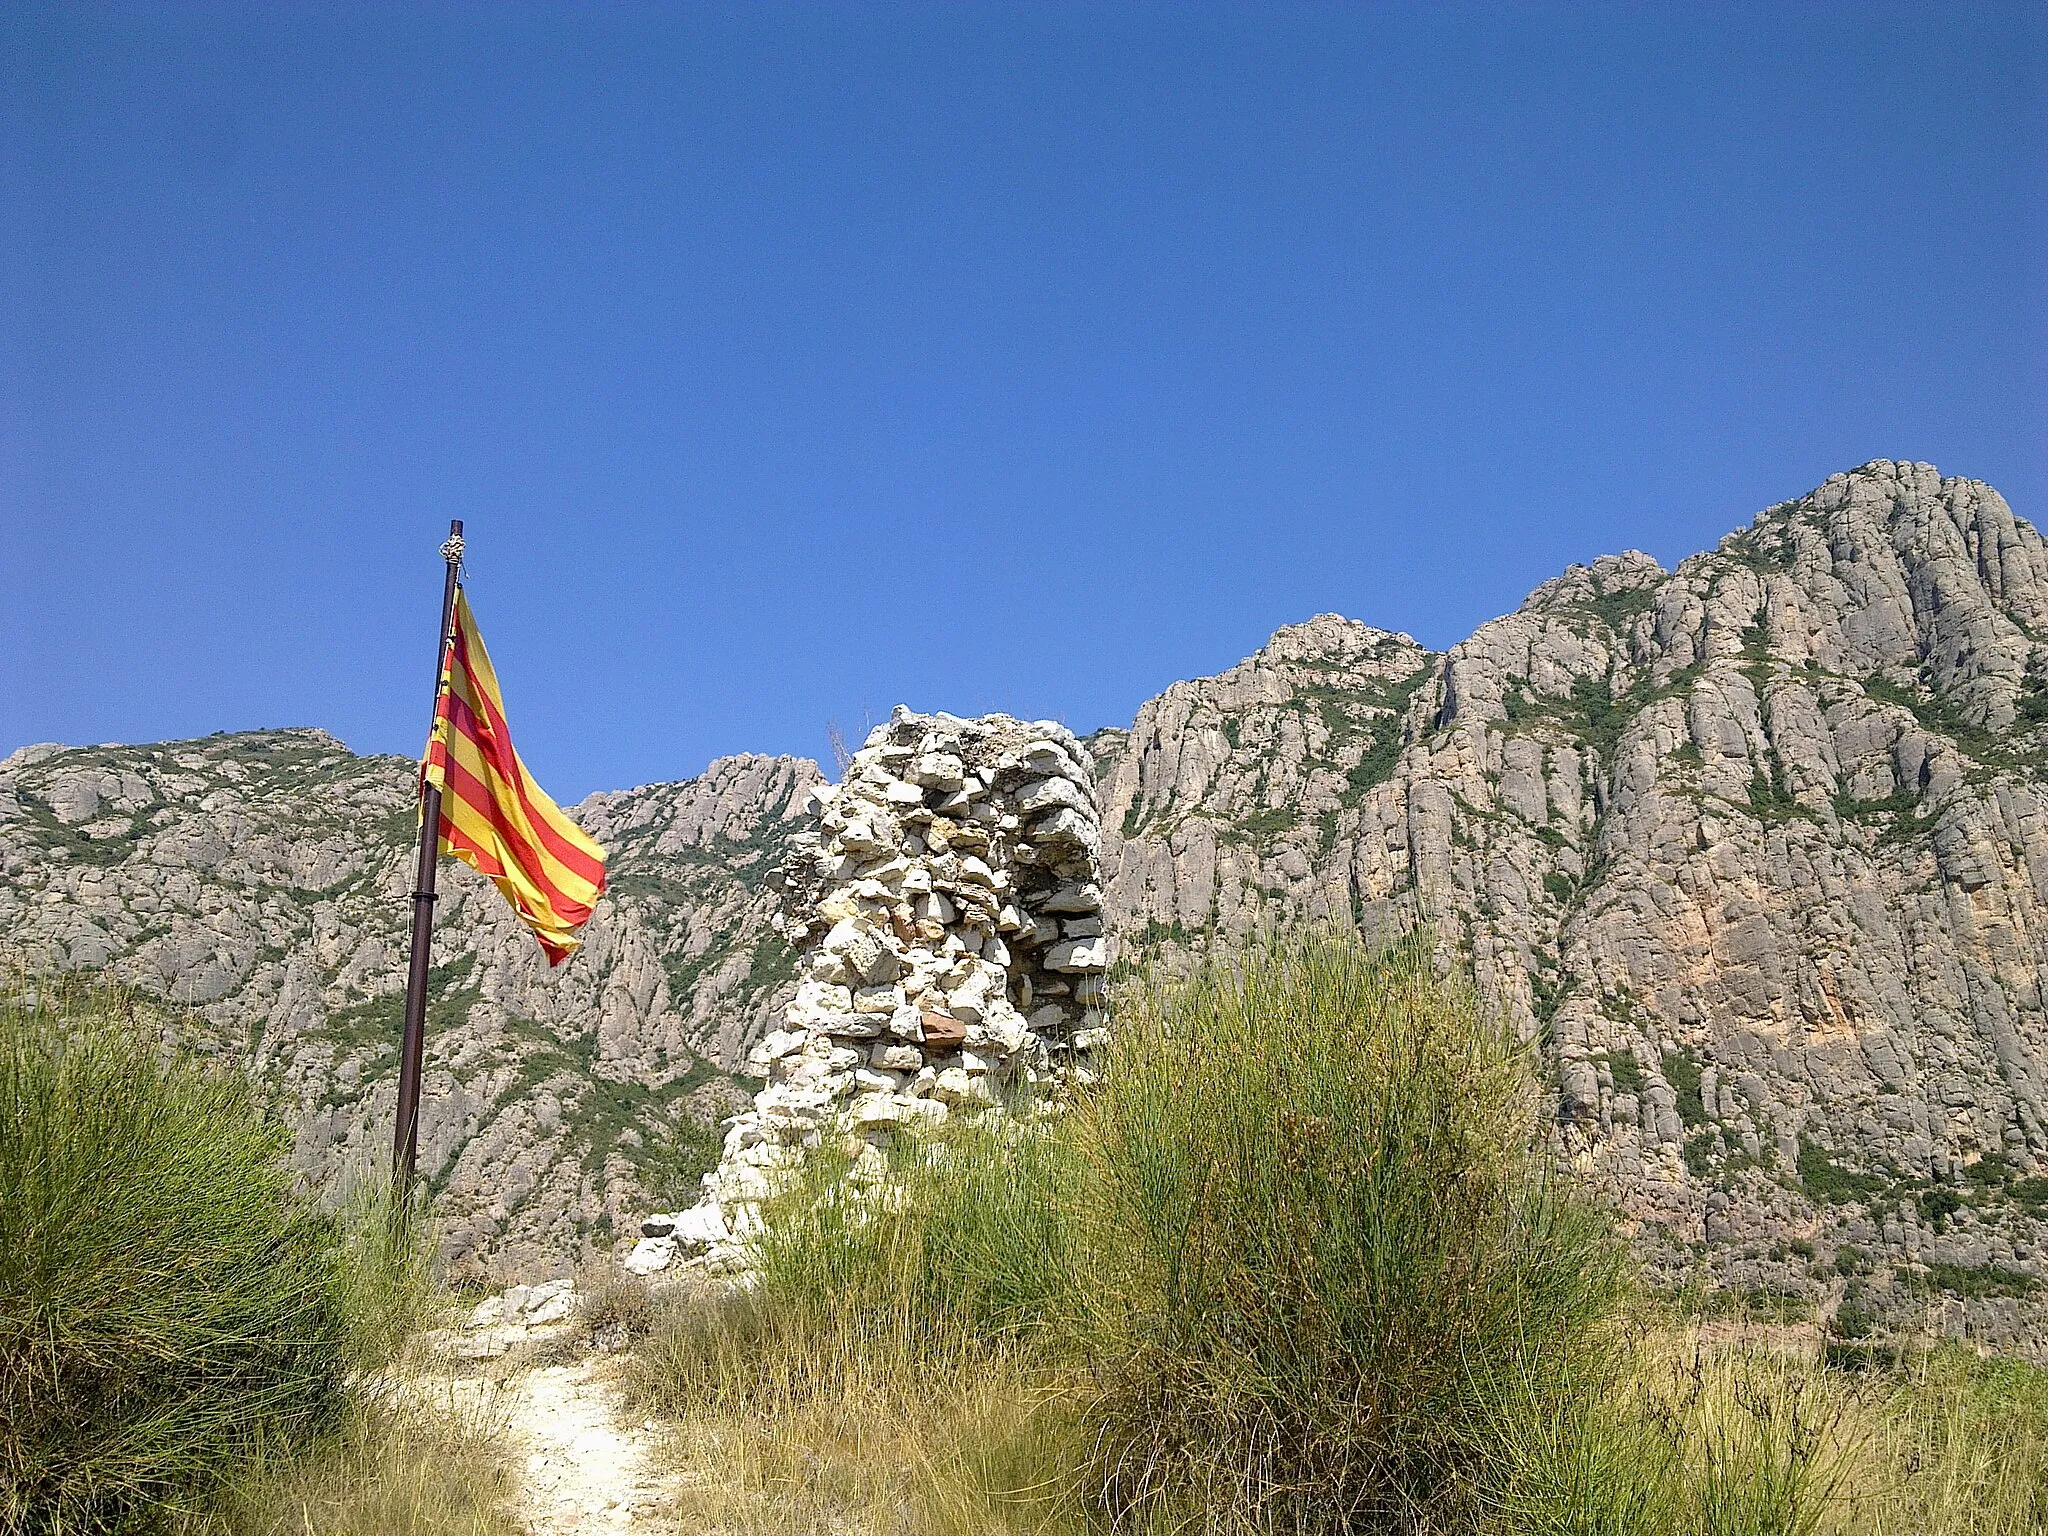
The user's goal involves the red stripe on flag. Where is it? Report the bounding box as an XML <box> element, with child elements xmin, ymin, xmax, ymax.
<box><xmin>436</xmin><ymin>754</ymin><xmax>596</xmax><ymax>925</ymax></box>
<box><xmin>435</xmin><ymin>733</ymin><xmax>595</xmax><ymax>919</ymax></box>
<box><xmin>442</xmin><ymin>680</ymin><xmax>607</xmax><ymax>897</ymax></box>
<box><xmin>444</xmin><ymin>816</ymin><xmax>577</xmax><ymax>966</ymax></box>
<box><xmin>439</xmin><ymin>817</ymin><xmax>507</xmax><ymax>879</ymax></box>
<box><xmin>445</xmin><ymin>635</ymin><xmax>606</xmax><ymax>891</ymax></box>
<box><xmin>437</xmin><ymin>753</ymin><xmax>594</xmax><ymax>921</ymax></box>
<box><xmin>446</xmin><ymin>626</ymin><xmax>607</xmax><ymax>890</ymax></box>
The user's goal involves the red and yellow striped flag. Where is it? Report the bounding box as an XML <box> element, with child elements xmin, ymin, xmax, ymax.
<box><xmin>423</xmin><ymin>590</ymin><xmax>607</xmax><ymax>965</ymax></box>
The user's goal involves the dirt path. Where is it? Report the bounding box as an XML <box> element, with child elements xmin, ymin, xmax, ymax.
<box><xmin>499</xmin><ymin>1359</ymin><xmax>675</xmax><ymax>1536</ymax></box>
<box><xmin>432</xmin><ymin>1283</ymin><xmax>680</xmax><ymax>1536</ymax></box>
<box><xmin>501</xmin><ymin>1353</ymin><xmax>674</xmax><ymax>1536</ymax></box>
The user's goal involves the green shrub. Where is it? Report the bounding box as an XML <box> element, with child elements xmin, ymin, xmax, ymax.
<box><xmin>1829</xmin><ymin>1302</ymin><xmax>1875</xmax><ymax>1341</ymax></box>
<box><xmin>746</xmin><ymin>1113</ymin><xmax>1079</xmax><ymax>1346</ymax></box>
<box><xmin>637</xmin><ymin>1109</ymin><xmax>723</xmax><ymax>1210</ymax></box>
<box><xmin>623</xmin><ymin>930</ymin><xmax>2048</xmax><ymax>1536</ymax></box>
<box><xmin>1916</xmin><ymin>1260</ymin><xmax>2037</xmax><ymax>1300</ymax></box>
<box><xmin>1071</xmin><ymin>930</ymin><xmax>1629</xmax><ymax>1533</ymax></box>
<box><xmin>0</xmin><ymin>984</ymin><xmax>372</xmax><ymax>1534</ymax></box>
<box><xmin>1796</xmin><ymin>1139</ymin><xmax>1889</xmax><ymax>1204</ymax></box>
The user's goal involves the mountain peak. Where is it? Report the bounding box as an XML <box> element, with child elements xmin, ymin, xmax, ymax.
<box><xmin>1518</xmin><ymin>550</ymin><xmax>1667</xmax><ymax>617</ymax></box>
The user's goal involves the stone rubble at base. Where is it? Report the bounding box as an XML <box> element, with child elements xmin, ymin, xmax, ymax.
<box><xmin>624</xmin><ymin>706</ymin><xmax>1110</xmax><ymax>1277</ymax></box>
<box><xmin>441</xmin><ymin>1276</ymin><xmax>580</xmax><ymax>1360</ymax></box>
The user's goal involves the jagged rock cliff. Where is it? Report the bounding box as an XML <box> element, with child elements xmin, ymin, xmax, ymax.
<box><xmin>1096</xmin><ymin>461</ymin><xmax>2048</xmax><ymax>1352</ymax></box>
<box><xmin>0</xmin><ymin>733</ymin><xmax>819</xmax><ymax>1282</ymax></box>
<box><xmin>6</xmin><ymin>459</ymin><xmax>2047</xmax><ymax>1348</ymax></box>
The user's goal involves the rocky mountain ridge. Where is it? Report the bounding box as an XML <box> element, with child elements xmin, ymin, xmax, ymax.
<box><xmin>0</xmin><ymin>733</ymin><xmax>818</xmax><ymax>1278</ymax></box>
<box><xmin>6</xmin><ymin>459</ymin><xmax>2046</xmax><ymax>1349</ymax></box>
<box><xmin>1096</xmin><ymin>460</ymin><xmax>2048</xmax><ymax>1351</ymax></box>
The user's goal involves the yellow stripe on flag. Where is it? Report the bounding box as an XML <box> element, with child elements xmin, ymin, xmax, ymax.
<box><xmin>422</xmin><ymin>589</ymin><xmax>607</xmax><ymax>964</ymax></box>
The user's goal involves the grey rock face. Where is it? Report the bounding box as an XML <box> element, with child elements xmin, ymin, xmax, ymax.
<box><xmin>1092</xmin><ymin>612</ymin><xmax>1437</xmax><ymax>949</ymax></box>
<box><xmin>0</xmin><ymin>731</ymin><xmax>819</xmax><ymax>1284</ymax></box>
<box><xmin>1094</xmin><ymin>462</ymin><xmax>2048</xmax><ymax>1355</ymax></box>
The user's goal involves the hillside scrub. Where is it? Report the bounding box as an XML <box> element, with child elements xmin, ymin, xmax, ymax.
<box><xmin>632</xmin><ymin>931</ymin><xmax>1630</xmax><ymax>1531</ymax></box>
<box><xmin>628</xmin><ymin>930</ymin><xmax>2048</xmax><ymax>1535</ymax></box>
<box><xmin>0</xmin><ymin>981</ymin><xmax>507</xmax><ymax>1536</ymax></box>
<box><xmin>1072</xmin><ymin>931</ymin><xmax>1628</xmax><ymax>1530</ymax></box>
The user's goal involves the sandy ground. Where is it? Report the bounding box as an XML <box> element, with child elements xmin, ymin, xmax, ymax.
<box><xmin>499</xmin><ymin>1354</ymin><xmax>675</xmax><ymax>1536</ymax></box>
<box><xmin>431</xmin><ymin>1283</ymin><xmax>683</xmax><ymax>1536</ymax></box>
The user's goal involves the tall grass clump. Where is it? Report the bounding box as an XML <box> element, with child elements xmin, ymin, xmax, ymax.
<box><xmin>742</xmin><ymin>1118</ymin><xmax>1079</xmax><ymax>1349</ymax></box>
<box><xmin>1072</xmin><ymin>930</ymin><xmax>1628</xmax><ymax>1532</ymax></box>
<box><xmin>206</xmin><ymin>1386</ymin><xmax>518</xmax><ymax>1536</ymax></box>
<box><xmin>1856</xmin><ymin>1345</ymin><xmax>2048</xmax><ymax>1534</ymax></box>
<box><xmin>0</xmin><ymin>983</ymin><xmax>365</xmax><ymax>1535</ymax></box>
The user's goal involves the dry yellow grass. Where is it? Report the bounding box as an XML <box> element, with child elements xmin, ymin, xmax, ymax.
<box><xmin>1812</xmin><ymin>1346</ymin><xmax>2047</xmax><ymax>1535</ymax></box>
<box><xmin>198</xmin><ymin>1380</ymin><xmax>521</xmax><ymax>1536</ymax></box>
<box><xmin>623</xmin><ymin>1296</ymin><xmax>1089</xmax><ymax>1536</ymax></box>
<box><xmin>1477</xmin><ymin>1322</ymin><xmax>2048</xmax><ymax>1536</ymax></box>
<box><xmin>623</xmin><ymin>1290</ymin><xmax>2048</xmax><ymax>1536</ymax></box>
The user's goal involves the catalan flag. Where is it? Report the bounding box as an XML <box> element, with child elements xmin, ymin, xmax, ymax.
<box><xmin>422</xmin><ymin>589</ymin><xmax>607</xmax><ymax>965</ymax></box>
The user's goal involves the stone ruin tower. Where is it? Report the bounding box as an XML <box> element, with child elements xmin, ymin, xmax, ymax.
<box><xmin>628</xmin><ymin>707</ymin><xmax>1108</xmax><ymax>1274</ymax></box>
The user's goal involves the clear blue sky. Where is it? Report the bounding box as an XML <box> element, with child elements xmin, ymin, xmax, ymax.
<box><xmin>5</xmin><ymin>4</ymin><xmax>2042</xmax><ymax>798</ymax></box>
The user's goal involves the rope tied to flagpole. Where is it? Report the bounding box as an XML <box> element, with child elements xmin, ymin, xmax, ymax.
<box><xmin>440</xmin><ymin>533</ymin><xmax>465</xmax><ymax>566</ymax></box>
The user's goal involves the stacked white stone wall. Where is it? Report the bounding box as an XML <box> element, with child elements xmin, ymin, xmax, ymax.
<box><xmin>629</xmin><ymin>707</ymin><xmax>1106</xmax><ymax>1273</ymax></box>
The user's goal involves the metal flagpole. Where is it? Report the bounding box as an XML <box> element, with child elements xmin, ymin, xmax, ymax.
<box><xmin>392</xmin><ymin>519</ymin><xmax>464</xmax><ymax>1213</ymax></box>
